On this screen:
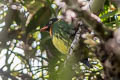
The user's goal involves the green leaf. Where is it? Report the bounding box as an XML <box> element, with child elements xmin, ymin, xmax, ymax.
<box><xmin>26</xmin><ymin>6</ymin><xmax>52</xmax><ymax>34</ymax></box>
<box><xmin>100</xmin><ymin>10</ymin><xmax>117</xmax><ymax>19</ymax></box>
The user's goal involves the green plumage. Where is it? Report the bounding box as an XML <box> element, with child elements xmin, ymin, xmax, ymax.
<box><xmin>52</xmin><ymin>20</ymin><xmax>75</xmax><ymax>54</ymax></box>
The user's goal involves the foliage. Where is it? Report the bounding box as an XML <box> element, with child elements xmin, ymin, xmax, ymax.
<box><xmin>0</xmin><ymin>0</ymin><xmax>119</xmax><ymax>80</ymax></box>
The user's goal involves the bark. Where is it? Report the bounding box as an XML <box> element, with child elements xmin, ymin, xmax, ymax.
<box><xmin>0</xmin><ymin>5</ymin><xmax>14</xmax><ymax>49</ymax></box>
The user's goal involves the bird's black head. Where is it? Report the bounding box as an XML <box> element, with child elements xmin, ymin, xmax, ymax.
<box><xmin>40</xmin><ymin>18</ymin><xmax>58</xmax><ymax>32</ymax></box>
<box><xmin>47</xmin><ymin>18</ymin><xmax>58</xmax><ymax>26</ymax></box>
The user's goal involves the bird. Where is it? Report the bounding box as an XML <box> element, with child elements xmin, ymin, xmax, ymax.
<box><xmin>40</xmin><ymin>18</ymin><xmax>74</xmax><ymax>54</ymax></box>
<box><xmin>40</xmin><ymin>18</ymin><xmax>92</xmax><ymax>68</ymax></box>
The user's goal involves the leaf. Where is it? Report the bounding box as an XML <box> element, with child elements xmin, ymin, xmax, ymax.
<box><xmin>100</xmin><ymin>10</ymin><xmax>117</xmax><ymax>19</ymax></box>
<box><xmin>26</xmin><ymin>6</ymin><xmax>52</xmax><ymax>34</ymax></box>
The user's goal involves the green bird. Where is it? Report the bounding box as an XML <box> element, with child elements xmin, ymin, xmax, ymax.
<box><xmin>40</xmin><ymin>18</ymin><xmax>74</xmax><ymax>54</ymax></box>
<box><xmin>40</xmin><ymin>18</ymin><xmax>92</xmax><ymax>67</ymax></box>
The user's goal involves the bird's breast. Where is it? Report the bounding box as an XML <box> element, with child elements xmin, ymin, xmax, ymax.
<box><xmin>52</xmin><ymin>34</ymin><xmax>71</xmax><ymax>54</ymax></box>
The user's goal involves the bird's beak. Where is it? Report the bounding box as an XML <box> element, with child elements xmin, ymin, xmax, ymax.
<box><xmin>40</xmin><ymin>26</ymin><xmax>49</xmax><ymax>32</ymax></box>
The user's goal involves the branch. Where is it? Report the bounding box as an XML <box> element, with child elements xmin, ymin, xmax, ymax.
<box><xmin>73</xmin><ymin>9</ymin><xmax>113</xmax><ymax>40</ymax></box>
<box><xmin>63</xmin><ymin>0</ymin><xmax>106</xmax><ymax>13</ymax></box>
<box><xmin>0</xmin><ymin>69</ymin><xmax>18</xmax><ymax>80</ymax></box>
